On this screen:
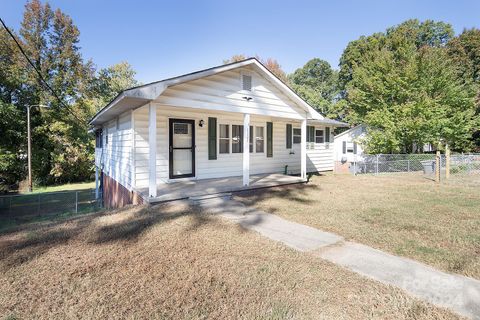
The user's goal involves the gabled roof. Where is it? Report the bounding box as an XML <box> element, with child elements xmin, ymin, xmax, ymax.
<box><xmin>89</xmin><ymin>58</ymin><xmax>344</xmax><ymax>126</ymax></box>
<box><xmin>334</xmin><ymin>124</ymin><xmax>366</xmax><ymax>138</ymax></box>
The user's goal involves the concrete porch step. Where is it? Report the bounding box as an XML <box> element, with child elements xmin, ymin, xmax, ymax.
<box><xmin>189</xmin><ymin>192</ymin><xmax>232</xmax><ymax>204</ymax></box>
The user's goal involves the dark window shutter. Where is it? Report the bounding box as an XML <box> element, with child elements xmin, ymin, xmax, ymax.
<box><xmin>308</xmin><ymin>126</ymin><xmax>315</xmax><ymax>143</ymax></box>
<box><xmin>208</xmin><ymin>117</ymin><xmax>217</xmax><ymax>160</ymax></box>
<box><xmin>342</xmin><ymin>141</ymin><xmax>346</xmax><ymax>154</ymax></box>
<box><xmin>267</xmin><ymin>122</ymin><xmax>273</xmax><ymax>157</ymax></box>
<box><xmin>353</xmin><ymin>142</ymin><xmax>357</xmax><ymax>154</ymax></box>
<box><xmin>286</xmin><ymin>124</ymin><xmax>292</xmax><ymax>149</ymax></box>
<box><xmin>325</xmin><ymin>127</ymin><xmax>331</xmax><ymax>143</ymax></box>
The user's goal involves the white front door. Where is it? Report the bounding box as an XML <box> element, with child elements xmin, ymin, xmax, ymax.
<box><xmin>169</xmin><ymin>119</ymin><xmax>195</xmax><ymax>179</ymax></box>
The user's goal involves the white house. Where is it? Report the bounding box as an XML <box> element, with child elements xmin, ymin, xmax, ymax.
<box><xmin>333</xmin><ymin>124</ymin><xmax>366</xmax><ymax>173</ymax></box>
<box><xmin>90</xmin><ymin>58</ymin><xmax>347</xmax><ymax>208</ymax></box>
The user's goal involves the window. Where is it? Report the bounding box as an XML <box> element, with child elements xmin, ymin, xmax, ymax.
<box><xmin>95</xmin><ymin>130</ymin><xmax>103</xmax><ymax>148</ymax></box>
<box><xmin>242</xmin><ymin>74</ymin><xmax>252</xmax><ymax>91</ymax></box>
<box><xmin>219</xmin><ymin>124</ymin><xmax>229</xmax><ymax>154</ymax></box>
<box><xmin>249</xmin><ymin>126</ymin><xmax>253</xmax><ymax>153</ymax></box>
<box><xmin>255</xmin><ymin>127</ymin><xmax>264</xmax><ymax>153</ymax></box>
<box><xmin>293</xmin><ymin>128</ymin><xmax>301</xmax><ymax>144</ymax></box>
<box><xmin>174</xmin><ymin>123</ymin><xmax>189</xmax><ymax>134</ymax></box>
<box><xmin>232</xmin><ymin>125</ymin><xmax>243</xmax><ymax>153</ymax></box>
<box><xmin>347</xmin><ymin>142</ymin><xmax>354</xmax><ymax>153</ymax></box>
<box><xmin>325</xmin><ymin>127</ymin><xmax>331</xmax><ymax>143</ymax></box>
<box><xmin>315</xmin><ymin>129</ymin><xmax>324</xmax><ymax>144</ymax></box>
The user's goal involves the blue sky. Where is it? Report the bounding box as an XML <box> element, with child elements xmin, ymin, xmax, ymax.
<box><xmin>3</xmin><ymin>0</ymin><xmax>480</xmax><ymax>83</ymax></box>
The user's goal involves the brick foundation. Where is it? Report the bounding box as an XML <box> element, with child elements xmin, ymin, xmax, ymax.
<box><xmin>102</xmin><ymin>174</ymin><xmax>144</xmax><ymax>209</ymax></box>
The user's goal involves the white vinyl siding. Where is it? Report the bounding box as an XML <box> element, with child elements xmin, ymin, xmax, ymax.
<box><xmin>100</xmin><ymin>111</ymin><xmax>133</xmax><ymax>190</ymax></box>
<box><xmin>333</xmin><ymin>125</ymin><xmax>366</xmax><ymax>163</ymax></box>
<box><xmin>132</xmin><ymin>104</ymin><xmax>313</xmax><ymax>187</ymax></box>
<box><xmin>154</xmin><ymin>67</ymin><xmax>306</xmax><ymax>120</ymax></box>
<box><xmin>306</xmin><ymin>124</ymin><xmax>335</xmax><ymax>172</ymax></box>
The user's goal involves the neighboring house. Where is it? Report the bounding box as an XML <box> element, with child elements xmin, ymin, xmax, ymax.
<box><xmin>90</xmin><ymin>58</ymin><xmax>347</xmax><ymax>208</ymax></box>
<box><xmin>333</xmin><ymin>124</ymin><xmax>367</xmax><ymax>173</ymax></box>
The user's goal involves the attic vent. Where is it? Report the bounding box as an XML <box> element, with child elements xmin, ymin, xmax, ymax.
<box><xmin>242</xmin><ymin>74</ymin><xmax>252</xmax><ymax>91</ymax></box>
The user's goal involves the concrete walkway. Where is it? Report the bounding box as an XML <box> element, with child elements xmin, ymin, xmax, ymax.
<box><xmin>197</xmin><ymin>196</ymin><xmax>480</xmax><ymax>320</ymax></box>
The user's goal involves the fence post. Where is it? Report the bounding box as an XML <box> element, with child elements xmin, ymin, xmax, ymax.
<box><xmin>376</xmin><ymin>154</ymin><xmax>379</xmax><ymax>175</ymax></box>
<box><xmin>445</xmin><ymin>144</ymin><xmax>450</xmax><ymax>180</ymax></box>
<box><xmin>435</xmin><ymin>150</ymin><xmax>441</xmax><ymax>183</ymax></box>
<box><xmin>407</xmin><ymin>160</ymin><xmax>410</xmax><ymax>172</ymax></box>
<box><xmin>75</xmin><ymin>191</ymin><xmax>78</xmax><ymax>213</ymax></box>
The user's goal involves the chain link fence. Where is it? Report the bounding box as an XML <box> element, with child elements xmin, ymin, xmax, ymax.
<box><xmin>351</xmin><ymin>153</ymin><xmax>480</xmax><ymax>184</ymax></box>
<box><xmin>0</xmin><ymin>189</ymin><xmax>102</xmax><ymax>220</ymax></box>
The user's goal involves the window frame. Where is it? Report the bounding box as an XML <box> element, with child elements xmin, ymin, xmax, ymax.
<box><xmin>231</xmin><ymin>124</ymin><xmax>244</xmax><ymax>154</ymax></box>
<box><xmin>346</xmin><ymin>142</ymin><xmax>354</xmax><ymax>153</ymax></box>
<box><xmin>219</xmin><ymin>124</ymin><xmax>230</xmax><ymax>154</ymax></box>
<box><xmin>315</xmin><ymin>129</ymin><xmax>324</xmax><ymax>144</ymax></box>
<box><xmin>217</xmin><ymin>122</ymin><xmax>270</xmax><ymax>155</ymax></box>
<box><xmin>293</xmin><ymin>128</ymin><xmax>301</xmax><ymax>144</ymax></box>
<box><xmin>255</xmin><ymin>126</ymin><xmax>265</xmax><ymax>153</ymax></box>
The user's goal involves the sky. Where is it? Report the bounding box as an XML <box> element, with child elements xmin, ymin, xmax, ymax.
<box><xmin>2</xmin><ymin>0</ymin><xmax>480</xmax><ymax>84</ymax></box>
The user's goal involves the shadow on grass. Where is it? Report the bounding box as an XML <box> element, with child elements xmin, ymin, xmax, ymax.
<box><xmin>234</xmin><ymin>181</ymin><xmax>320</xmax><ymax>208</ymax></box>
<box><xmin>0</xmin><ymin>201</ymin><xmax>221</xmax><ymax>271</ymax></box>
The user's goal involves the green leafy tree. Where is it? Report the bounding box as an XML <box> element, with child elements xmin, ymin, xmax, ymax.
<box><xmin>448</xmin><ymin>29</ymin><xmax>480</xmax><ymax>150</ymax></box>
<box><xmin>338</xmin><ymin>19</ymin><xmax>477</xmax><ymax>153</ymax></box>
<box><xmin>91</xmin><ymin>61</ymin><xmax>139</xmax><ymax>110</ymax></box>
<box><xmin>289</xmin><ymin>58</ymin><xmax>341</xmax><ymax>118</ymax></box>
<box><xmin>339</xmin><ymin>19</ymin><xmax>454</xmax><ymax>91</ymax></box>
<box><xmin>347</xmin><ymin>39</ymin><xmax>477</xmax><ymax>153</ymax></box>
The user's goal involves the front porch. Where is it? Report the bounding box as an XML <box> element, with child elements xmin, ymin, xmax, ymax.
<box><xmin>138</xmin><ymin>173</ymin><xmax>306</xmax><ymax>203</ymax></box>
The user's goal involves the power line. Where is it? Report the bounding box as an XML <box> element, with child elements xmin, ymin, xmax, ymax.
<box><xmin>0</xmin><ymin>16</ymin><xmax>84</xmax><ymax>124</ymax></box>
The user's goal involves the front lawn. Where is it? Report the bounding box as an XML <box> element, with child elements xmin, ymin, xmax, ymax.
<box><xmin>235</xmin><ymin>173</ymin><xmax>480</xmax><ymax>280</ymax></box>
<box><xmin>24</xmin><ymin>181</ymin><xmax>95</xmax><ymax>194</ymax></box>
<box><xmin>0</xmin><ymin>202</ymin><xmax>458</xmax><ymax>319</ymax></box>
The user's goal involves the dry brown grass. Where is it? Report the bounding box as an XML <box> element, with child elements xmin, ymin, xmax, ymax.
<box><xmin>0</xmin><ymin>200</ymin><xmax>461</xmax><ymax>319</ymax></box>
<box><xmin>235</xmin><ymin>173</ymin><xmax>480</xmax><ymax>280</ymax></box>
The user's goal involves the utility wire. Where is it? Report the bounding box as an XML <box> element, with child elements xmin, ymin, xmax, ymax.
<box><xmin>0</xmin><ymin>17</ymin><xmax>84</xmax><ymax>123</ymax></box>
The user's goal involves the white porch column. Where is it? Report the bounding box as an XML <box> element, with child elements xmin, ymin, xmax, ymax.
<box><xmin>301</xmin><ymin>119</ymin><xmax>307</xmax><ymax>180</ymax></box>
<box><xmin>95</xmin><ymin>166</ymin><xmax>99</xmax><ymax>199</ymax></box>
<box><xmin>243</xmin><ymin>113</ymin><xmax>250</xmax><ymax>186</ymax></box>
<box><xmin>148</xmin><ymin>103</ymin><xmax>157</xmax><ymax>197</ymax></box>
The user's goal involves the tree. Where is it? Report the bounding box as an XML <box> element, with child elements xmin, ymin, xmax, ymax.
<box><xmin>347</xmin><ymin>39</ymin><xmax>477</xmax><ymax>153</ymax></box>
<box><xmin>91</xmin><ymin>61</ymin><xmax>139</xmax><ymax>110</ymax></box>
<box><xmin>289</xmin><ymin>58</ymin><xmax>341</xmax><ymax>118</ymax></box>
<box><xmin>223</xmin><ymin>54</ymin><xmax>289</xmax><ymax>83</ymax></box>
<box><xmin>448</xmin><ymin>28</ymin><xmax>480</xmax><ymax>150</ymax></box>
<box><xmin>339</xmin><ymin>19</ymin><xmax>454</xmax><ymax>91</ymax></box>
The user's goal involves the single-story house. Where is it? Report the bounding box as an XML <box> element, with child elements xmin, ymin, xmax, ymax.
<box><xmin>333</xmin><ymin>124</ymin><xmax>366</xmax><ymax>173</ymax></box>
<box><xmin>89</xmin><ymin>58</ymin><xmax>347</xmax><ymax>208</ymax></box>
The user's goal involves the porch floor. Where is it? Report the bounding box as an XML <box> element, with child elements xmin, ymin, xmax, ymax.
<box><xmin>139</xmin><ymin>173</ymin><xmax>306</xmax><ymax>204</ymax></box>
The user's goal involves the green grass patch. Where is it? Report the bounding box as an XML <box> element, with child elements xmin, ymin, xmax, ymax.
<box><xmin>23</xmin><ymin>181</ymin><xmax>95</xmax><ymax>194</ymax></box>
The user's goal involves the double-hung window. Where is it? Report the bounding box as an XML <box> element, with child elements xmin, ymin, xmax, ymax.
<box><xmin>249</xmin><ymin>126</ymin><xmax>254</xmax><ymax>153</ymax></box>
<box><xmin>219</xmin><ymin>124</ymin><xmax>230</xmax><ymax>154</ymax></box>
<box><xmin>232</xmin><ymin>125</ymin><xmax>243</xmax><ymax>153</ymax></box>
<box><xmin>315</xmin><ymin>129</ymin><xmax>324</xmax><ymax>143</ymax></box>
<box><xmin>293</xmin><ymin>128</ymin><xmax>301</xmax><ymax>144</ymax></box>
<box><xmin>219</xmin><ymin>123</ymin><xmax>266</xmax><ymax>154</ymax></box>
<box><xmin>255</xmin><ymin>127</ymin><xmax>264</xmax><ymax>153</ymax></box>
